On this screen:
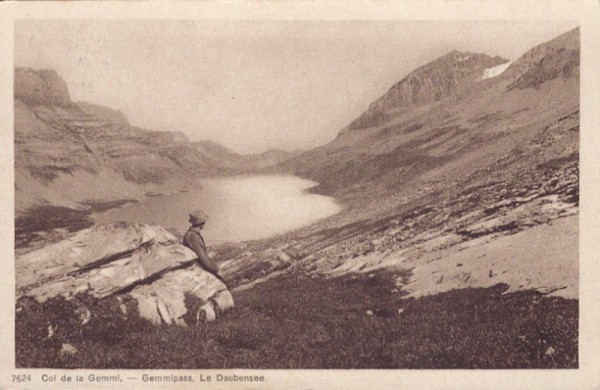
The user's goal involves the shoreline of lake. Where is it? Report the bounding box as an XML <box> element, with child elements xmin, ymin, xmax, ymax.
<box><xmin>94</xmin><ymin>175</ymin><xmax>342</xmax><ymax>245</ymax></box>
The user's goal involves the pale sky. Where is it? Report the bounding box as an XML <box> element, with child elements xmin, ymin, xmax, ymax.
<box><xmin>15</xmin><ymin>20</ymin><xmax>578</xmax><ymax>154</ymax></box>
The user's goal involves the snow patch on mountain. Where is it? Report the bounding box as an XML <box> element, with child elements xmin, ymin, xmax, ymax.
<box><xmin>482</xmin><ymin>62</ymin><xmax>512</xmax><ymax>80</ymax></box>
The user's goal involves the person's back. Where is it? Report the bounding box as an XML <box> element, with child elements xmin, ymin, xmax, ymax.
<box><xmin>183</xmin><ymin>210</ymin><xmax>220</xmax><ymax>276</ymax></box>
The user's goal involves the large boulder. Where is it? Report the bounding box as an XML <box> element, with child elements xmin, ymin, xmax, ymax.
<box><xmin>16</xmin><ymin>222</ymin><xmax>234</xmax><ymax>324</ymax></box>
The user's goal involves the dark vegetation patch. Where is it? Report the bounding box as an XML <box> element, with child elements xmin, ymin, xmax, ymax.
<box><xmin>121</xmin><ymin>169</ymin><xmax>168</xmax><ymax>185</ymax></box>
<box><xmin>228</xmin><ymin>261</ymin><xmax>288</xmax><ymax>288</ymax></box>
<box><xmin>28</xmin><ymin>165</ymin><xmax>79</xmax><ymax>183</ymax></box>
<box><xmin>379</xmin><ymin>122</ymin><xmax>424</xmax><ymax>137</ymax></box>
<box><xmin>15</xmin><ymin>206</ymin><xmax>94</xmax><ymax>249</ymax></box>
<box><xmin>16</xmin><ymin>273</ymin><xmax>578</xmax><ymax>369</ymax></box>
<box><xmin>468</xmin><ymin>112</ymin><xmax>500</xmax><ymax>125</ymax></box>
<box><xmin>15</xmin><ymin>200</ymin><xmax>137</xmax><ymax>249</ymax></box>
<box><xmin>83</xmin><ymin>199</ymin><xmax>137</xmax><ymax>213</ymax></box>
<box><xmin>536</xmin><ymin>152</ymin><xmax>579</xmax><ymax>171</ymax></box>
<box><xmin>403</xmin><ymin>122</ymin><xmax>424</xmax><ymax>133</ymax></box>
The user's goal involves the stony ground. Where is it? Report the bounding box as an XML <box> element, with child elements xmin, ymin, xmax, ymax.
<box><xmin>216</xmin><ymin>110</ymin><xmax>579</xmax><ymax>301</ymax></box>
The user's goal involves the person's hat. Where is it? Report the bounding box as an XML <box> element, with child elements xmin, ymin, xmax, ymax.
<box><xmin>189</xmin><ymin>209</ymin><xmax>208</xmax><ymax>224</ymax></box>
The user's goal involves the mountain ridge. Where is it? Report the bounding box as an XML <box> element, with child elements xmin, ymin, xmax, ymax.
<box><xmin>15</xmin><ymin>68</ymin><xmax>74</xmax><ymax>108</ymax></box>
<box><xmin>272</xmin><ymin>28</ymin><xmax>579</xmax><ymax>208</ymax></box>
<box><xmin>14</xmin><ymin>69</ymin><xmax>298</xmax><ymax>216</ymax></box>
<box><xmin>346</xmin><ymin>50</ymin><xmax>509</xmax><ymax>131</ymax></box>
<box><xmin>14</xmin><ymin>27</ymin><xmax>580</xmax><ymax>241</ymax></box>
<box><xmin>503</xmin><ymin>27</ymin><xmax>579</xmax><ymax>90</ymax></box>
<box><xmin>212</xmin><ymin>27</ymin><xmax>579</xmax><ymax>318</ymax></box>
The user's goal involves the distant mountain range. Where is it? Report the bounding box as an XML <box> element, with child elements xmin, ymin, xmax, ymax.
<box><xmin>14</xmin><ymin>27</ymin><xmax>579</xmax><ymax>225</ymax></box>
<box><xmin>14</xmin><ymin>69</ymin><xmax>298</xmax><ymax>214</ymax></box>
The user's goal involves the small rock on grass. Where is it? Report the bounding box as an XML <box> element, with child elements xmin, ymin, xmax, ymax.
<box><xmin>60</xmin><ymin>343</ymin><xmax>77</xmax><ymax>356</ymax></box>
<box><xmin>75</xmin><ymin>306</ymin><xmax>91</xmax><ymax>325</ymax></box>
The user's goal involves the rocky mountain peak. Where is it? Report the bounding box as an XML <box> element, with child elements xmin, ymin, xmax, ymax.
<box><xmin>15</xmin><ymin>67</ymin><xmax>74</xmax><ymax>108</ymax></box>
<box><xmin>503</xmin><ymin>27</ymin><xmax>579</xmax><ymax>90</ymax></box>
<box><xmin>347</xmin><ymin>51</ymin><xmax>508</xmax><ymax>131</ymax></box>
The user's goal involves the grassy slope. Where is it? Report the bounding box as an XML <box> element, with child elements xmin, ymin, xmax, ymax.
<box><xmin>16</xmin><ymin>272</ymin><xmax>577</xmax><ymax>369</ymax></box>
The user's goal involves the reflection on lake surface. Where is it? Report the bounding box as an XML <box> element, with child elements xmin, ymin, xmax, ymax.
<box><xmin>94</xmin><ymin>175</ymin><xmax>341</xmax><ymax>245</ymax></box>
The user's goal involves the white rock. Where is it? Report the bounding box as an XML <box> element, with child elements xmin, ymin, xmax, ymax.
<box><xmin>47</xmin><ymin>325</ymin><xmax>54</xmax><ymax>339</ymax></box>
<box><xmin>75</xmin><ymin>306</ymin><xmax>91</xmax><ymax>325</ymax></box>
<box><xmin>212</xmin><ymin>290</ymin><xmax>235</xmax><ymax>312</ymax></box>
<box><xmin>16</xmin><ymin>223</ymin><xmax>234</xmax><ymax>325</ymax></box>
<box><xmin>60</xmin><ymin>343</ymin><xmax>78</xmax><ymax>356</ymax></box>
<box><xmin>18</xmin><ymin>223</ymin><xmax>196</xmax><ymax>301</ymax></box>
<box><xmin>130</xmin><ymin>292</ymin><xmax>162</xmax><ymax>325</ymax></box>
<box><xmin>157</xmin><ymin>298</ymin><xmax>172</xmax><ymax>325</ymax></box>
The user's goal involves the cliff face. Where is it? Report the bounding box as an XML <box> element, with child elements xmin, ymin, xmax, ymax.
<box><xmin>347</xmin><ymin>51</ymin><xmax>508</xmax><ymax>130</ymax></box>
<box><xmin>15</xmin><ymin>92</ymin><xmax>202</xmax><ymax>213</ymax></box>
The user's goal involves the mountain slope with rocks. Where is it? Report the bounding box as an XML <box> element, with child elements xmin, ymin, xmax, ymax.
<box><xmin>222</xmin><ymin>27</ymin><xmax>579</xmax><ymax>300</ymax></box>
<box><xmin>193</xmin><ymin>140</ymin><xmax>301</xmax><ymax>173</ymax></box>
<box><xmin>275</xmin><ymin>28</ymin><xmax>579</xmax><ymax>215</ymax></box>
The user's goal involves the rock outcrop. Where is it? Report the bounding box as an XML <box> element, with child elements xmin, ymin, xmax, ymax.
<box><xmin>16</xmin><ymin>223</ymin><xmax>234</xmax><ymax>325</ymax></box>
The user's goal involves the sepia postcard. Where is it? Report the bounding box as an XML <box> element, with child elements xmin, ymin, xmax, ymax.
<box><xmin>1</xmin><ymin>1</ymin><xmax>599</xmax><ymax>389</ymax></box>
